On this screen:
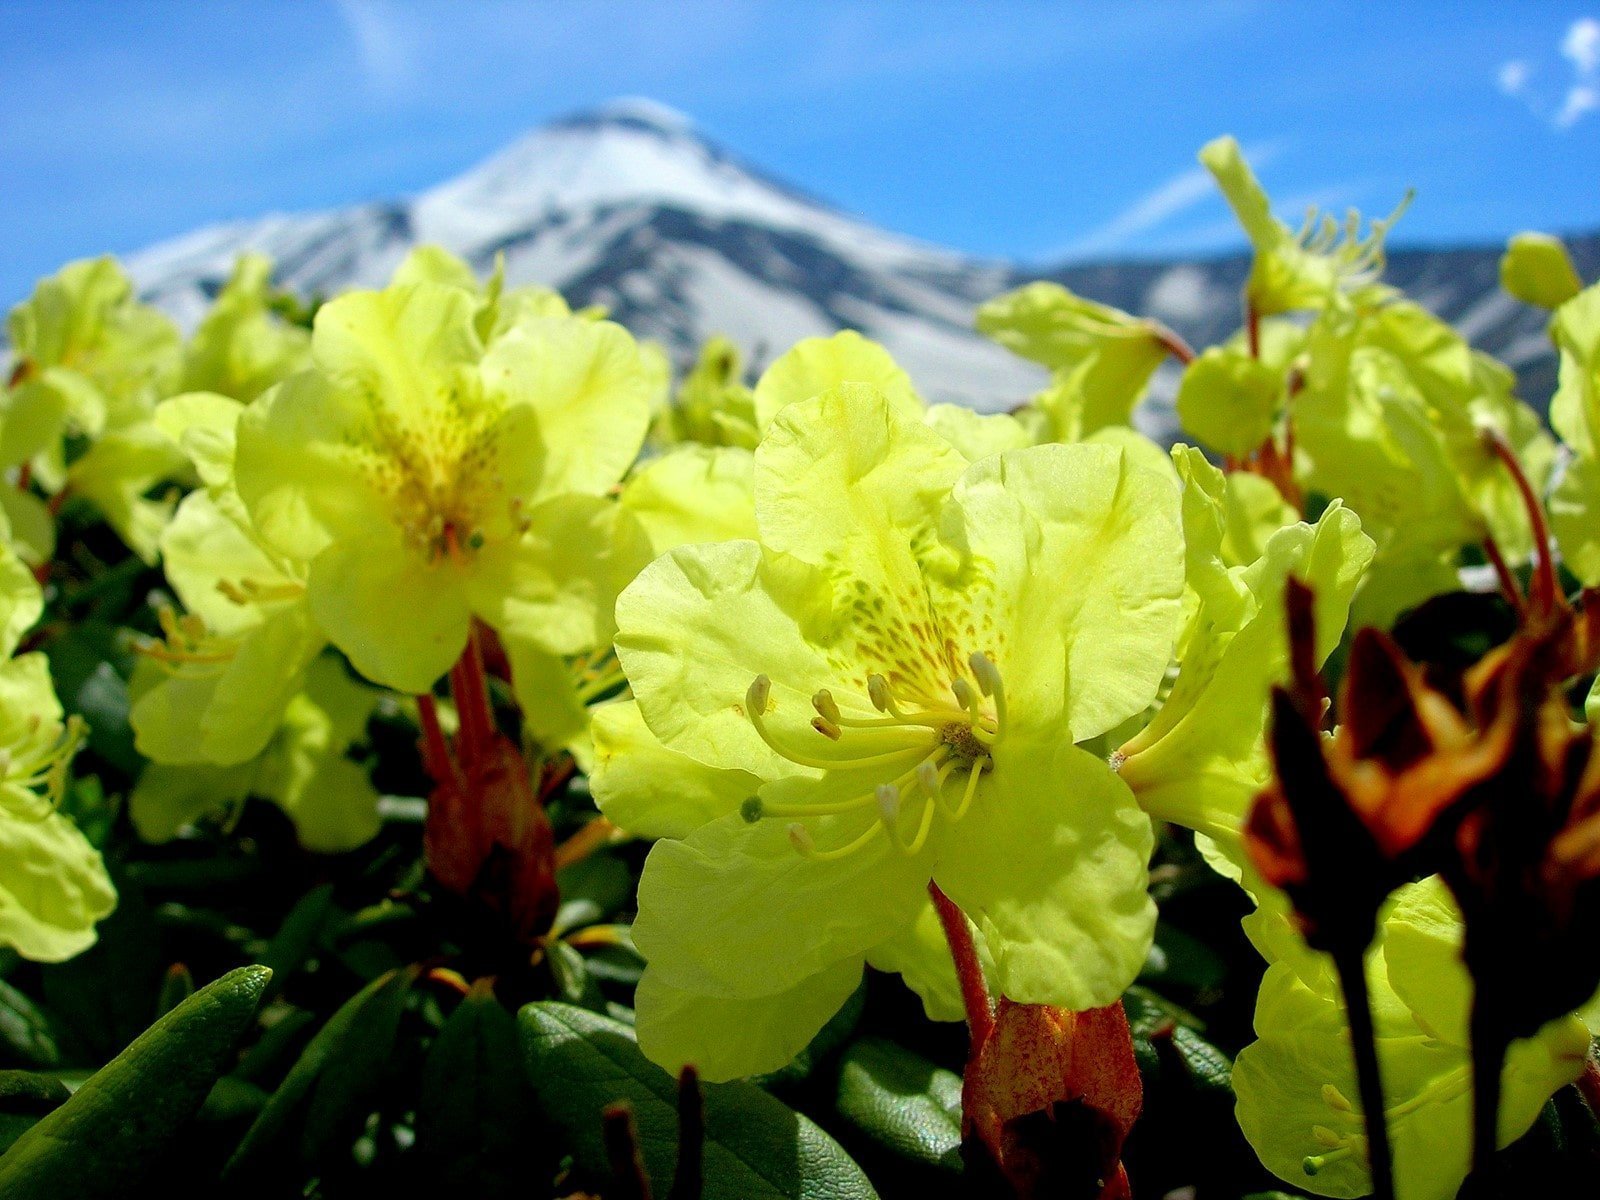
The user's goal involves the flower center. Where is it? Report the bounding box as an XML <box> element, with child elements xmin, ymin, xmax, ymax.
<box><xmin>357</xmin><ymin>388</ymin><xmax>521</xmax><ymax>562</ymax></box>
<box><xmin>138</xmin><ymin>606</ymin><xmax>240</xmax><ymax>669</ymax></box>
<box><xmin>739</xmin><ymin>651</ymin><xmax>1008</xmax><ymax>860</ymax></box>
<box><xmin>0</xmin><ymin>713</ymin><xmax>86</xmax><ymax>812</ymax></box>
<box><xmin>1300</xmin><ymin>1068</ymin><xmax>1469</xmax><ymax>1177</ymax></box>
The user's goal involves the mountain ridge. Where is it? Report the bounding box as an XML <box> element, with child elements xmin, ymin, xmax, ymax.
<box><xmin>126</xmin><ymin>99</ymin><xmax>1595</xmax><ymax>422</ymax></box>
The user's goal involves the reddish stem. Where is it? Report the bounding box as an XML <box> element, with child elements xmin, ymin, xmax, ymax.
<box><xmin>1484</xmin><ymin>430</ymin><xmax>1557</xmax><ymax>619</ymax></box>
<box><xmin>1153</xmin><ymin>323</ymin><xmax>1196</xmax><ymax>366</ymax></box>
<box><xmin>1246</xmin><ymin>301</ymin><xmax>1261</xmax><ymax>359</ymax></box>
<box><xmin>538</xmin><ymin>755</ymin><xmax>579</xmax><ymax>803</ymax></box>
<box><xmin>1579</xmin><ymin>1058</ymin><xmax>1600</xmax><ymax>1120</ymax></box>
<box><xmin>15</xmin><ymin>463</ymin><xmax>31</xmax><ymax>493</ymax></box>
<box><xmin>415</xmin><ymin>693</ymin><xmax>456</xmax><ymax>787</ymax></box>
<box><xmin>1481</xmin><ymin>532</ymin><xmax>1528</xmax><ymax>620</ymax></box>
<box><xmin>554</xmin><ymin>816</ymin><xmax>616</xmax><ymax>871</ymax></box>
<box><xmin>929</xmin><ymin>880</ymin><xmax>994</xmax><ymax>1051</ymax></box>
<box><xmin>448</xmin><ymin>623</ymin><xmax>495</xmax><ymax>765</ymax></box>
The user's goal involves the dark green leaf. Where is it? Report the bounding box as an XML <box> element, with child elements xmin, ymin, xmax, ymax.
<box><xmin>833</xmin><ymin>1038</ymin><xmax>962</xmax><ymax>1173</ymax></box>
<box><xmin>0</xmin><ymin>979</ymin><xmax>63</xmax><ymax>1069</ymax></box>
<box><xmin>549</xmin><ymin>942</ymin><xmax>604</xmax><ymax>1009</ymax></box>
<box><xmin>519</xmin><ymin>1001</ymin><xmax>877</xmax><ymax>1200</ymax></box>
<box><xmin>0</xmin><ymin>1071</ymin><xmax>70</xmax><ymax>1154</ymax></box>
<box><xmin>0</xmin><ymin>965</ymin><xmax>270</xmax><ymax>1199</ymax></box>
<box><xmin>1168</xmin><ymin>1026</ymin><xmax>1232</xmax><ymax>1094</ymax></box>
<box><xmin>41</xmin><ymin>879</ymin><xmax>162</xmax><ymax>1060</ymax></box>
<box><xmin>581</xmin><ymin>940</ymin><xmax>646</xmax><ymax>989</ymax></box>
<box><xmin>223</xmin><ymin>964</ymin><xmax>418</xmax><ymax>1182</ymax></box>
<box><xmin>44</xmin><ymin>622</ymin><xmax>139</xmax><ymax>775</ymax></box>
<box><xmin>259</xmin><ymin>883</ymin><xmax>336</xmax><ymax>1001</ymax></box>
<box><xmin>156</xmin><ymin>964</ymin><xmax>195</xmax><ymax>1019</ymax></box>
<box><xmin>416</xmin><ymin>980</ymin><xmax>540</xmax><ymax>1198</ymax></box>
<box><xmin>554</xmin><ymin>849</ymin><xmax>633</xmax><ymax>932</ymax></box>
<box><xmin>1140</xmin><ymin>922</ymin><xmax>1227</xmax><ymax>994</ymax></box>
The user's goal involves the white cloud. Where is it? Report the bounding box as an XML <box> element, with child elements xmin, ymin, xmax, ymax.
<box><xmin>1059</xmin><ymin>142</ymin><xmax>1282</xmax><ymax>258</ymax></box>
<box><xmin>1558</xmin><ymin>82</ymin><xmax>1600</xmax><ymax>128</ymax></box>
<box><xmin>1563</xmin><ymin>16</ymin><xmax>1600</xmax><ymax>74</ymax></box>
<box><xmin>334</xmin><ymin>0</ymin><xmax>420</xmax><ymax>98</ymax></box>
<box><xmin>1498</xmin><ymin>59</ymin><xmax>1530</xmax><ymax>95</ymax></box>
<box><xmin>1503</xmin><ymin>15</ymin><xmax>1599</xmax><ymax>129</ymax></box>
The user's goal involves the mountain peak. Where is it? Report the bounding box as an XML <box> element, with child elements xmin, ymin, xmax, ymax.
<box><xmin>411</xmin><ymin>95</ymin><xmax>864</xmax><ymax>256</ymax></box>
<box><xmin>550</xmin><ymin>97</ymin><xmax>696</xmax><ymax>137</ymax></box>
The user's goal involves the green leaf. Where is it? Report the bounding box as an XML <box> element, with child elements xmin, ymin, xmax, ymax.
<box><xmin>0</xmin><ymin>978</ymin><xmax>63</xmax><ymax>1068</ymax></box>
<box><xmin>416</xmin><ymin>980</ymin><xmax>541</xmax><ymax>1198</ymax></box>
<box><xmin>40</xmin><ymin>880</ymin><xmax>161</xmax><ymax>1060</ymax></box>
<box><xmin>519</xmin><ymin>1001</ymin><xmax>878</xmax><ymax>1200</ymax></box>
<box><xmin>1140</xmin><ymin>922</ymin><xmax>1228</xmax><ymax>995</ymax></box>
<box><xmin>833</xmin><ymin>1037</ymin><xmax>962</xmax><ymax>1173</ymax></box>
<box><xmin>549</xmin><ymin>941</ymin><xmax>605</xmax><ymax>1009</ymax></box>
<box><xmin>42</xmin><ymin>620</ymin><xmax>140</xmax><ymax>776</ymax></box>
<box><xmin>0</xmin><ymin>1071</ymin><xmax>70</xmax><ymax>1153</ymax></box>
<box><xmin>222</xmin><ymin>964</ymin><xmax>417</xmax><ymax>1182</ymax></box>
<box><xmin>1168</xmin><ymin>1025</ymin><xmax>1233</xmax><ymax>1094</ymax></box>
<box><xmin>154</xmin><ymin>963</ymin><xmax>194</xmax><ymax>1019</ymax></box>
<box><xmin>0</xmin><ymin>965</ymin><xmax>269</xmax><ymax>1199</ymax></box>
<box><xmin>259</xmin><ymin>883</ymin><xmax>335</xmax><ymax>1001</ymax></box>
<box><xmin>553</xmin><ymin>849</ymin><xmax>634</xmax><ymax>933</ymax></box>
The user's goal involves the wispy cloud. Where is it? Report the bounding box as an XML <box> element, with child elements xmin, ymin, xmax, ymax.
<box><xmin>1498</xmin><ymin>59</ymin><xmax>1531</xmax><ymax>96</ymax></box>
<box><xmin>1059</xmin><ymin>141</ymin><xmax>1282</xmax><ymax>258</ymax></box>
<box><xmin>1498</xmin><ymin>15</ymin><xmax>1599</xmax><ymax>130</ymax></box>
<box><xmin>335</xmin><ymin>0</ymin><xmax>420</xmax><ymax>99</ymax></box>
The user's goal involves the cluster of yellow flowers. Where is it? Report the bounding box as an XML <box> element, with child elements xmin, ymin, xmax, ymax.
<box><xmin>2</xmin><ymin>138</ymin><xmax>1598</xmax><ymax>1200</ymax></box>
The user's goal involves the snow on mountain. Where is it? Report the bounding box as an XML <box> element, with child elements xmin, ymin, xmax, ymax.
<box><xmin>127</xmin><ymin>98</ymin><xmax>1594</xmax><ymax>419</ymax></box>
<box><xmin>129</xmin><ymin>99</ymin><xmax>1042</xmax><ymax>410</ymax></box>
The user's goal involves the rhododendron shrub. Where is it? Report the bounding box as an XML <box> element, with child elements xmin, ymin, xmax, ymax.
<box><xmin>0</xmin><ymin>158</ymin><xmax>1593</xmax><ymax>1200</ymax></box>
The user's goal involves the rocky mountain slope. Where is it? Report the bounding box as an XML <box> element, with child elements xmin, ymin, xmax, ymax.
<box><xmin>127</xmin><ymin>99</ymin><xmax>1595</xmax><ymax>421</ymax></box>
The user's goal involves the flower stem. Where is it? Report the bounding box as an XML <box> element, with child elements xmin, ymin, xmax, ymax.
<box><xmin>668</xmin><ymin>1066</ymin><xmax>704</xmax><ymax>1200</ymax></box>
<box><xmin>929</xmin><ymin>880</ymin><xmax>994</xmax><ymax>1051</ymax></box>
<box><xmin>1483</xmin><ymin>429</ymin><xmax>1557</xmax><ymax>619</ymax></box>
<box><xmin>1153</xmin><ymin>322</ymin><xmax>1196</xmax><ymax>365</ymax></box>
<box><xmin>1481</xmin><ymin>531</ymin><xmax>1528</xmax><ymax>620</ymax></box>
<box><xmin>1578</xmin><ymin>1057</ymin><xmax>1600</xmax><ymax>1120</ymax></box>
<box><xmin>554</xmin><ymin>816</ymin><xmax>617</xmax><ymax>871</ymax></box>
<box><xmin>415</xmin><ymin>693</ymin><xmax>455</xmax><ymax>787</ymax></box>
<box><xmin>448</xmin><ymin>623</ymin><xmax>495</xmax><ymax>764</ymax></box>
<box><xmin>1469</xmin><ymin>996</ymin><xmax>1508</xmax><ymax>1185</ymax></box>
<box><xmin>602</xmin><ymin>1103</ymin><xmax>653</xmax><ymax>1200</ymax></box>
<box><xmin>1331</xmin><ymin>946</ymin><xmax>1396</xmax><ymax>1200</ymax></box>
<box><xmin>1246</xmin><ymin>300</ymin><xmax>1262</xmax><ymax>359</ymax></box>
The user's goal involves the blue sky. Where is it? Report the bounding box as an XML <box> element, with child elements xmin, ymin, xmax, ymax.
<box><xmin>1</xmin><ymin>1</ymin><xmax>1597</xmax><ymax>303</ymax></box>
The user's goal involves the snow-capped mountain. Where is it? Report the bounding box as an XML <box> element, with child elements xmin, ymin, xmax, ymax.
<box><xmin>128</xmin><ymin>98</ymin><xmax>1596</xmax><ymax>419</ymax></box>
<box><xmin>130</xmin><ymin>98</ymin><xmax>1040</xmax><ymax>411</ymax></box>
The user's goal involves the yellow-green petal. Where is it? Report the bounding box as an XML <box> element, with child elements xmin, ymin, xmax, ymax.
<box><xmin>0</xmin><ymin>786</ymin><xmax>117</xmax><ymax>963</ymax></box>
<box><xmin>932</xmin><ymin>739</ymin><xmax>1155</xmax><ymax>1009</ymax></box>
<box><xmin>752</xmin><ymin>331</ymin><xmax>921</xmax><ymax>431</ymax></box>
<box><xmin>1175</xmin><ymin>345</ymin><xmax>1282</xmax><ymax>458</ymax></box>
<box><xmin>615</xmin><ymin>539</ymin><xmax>835</xmax><ymax>778</ymax></box>
<box><xmin>1500</xmin><ymin>232</ymin><xmax>1583</xmax><ymax>311</ymax></box>
<box><xmin>474</xmin><ymin>494</ymin><xmax>653</xmax><ymax>656</ymax></box>
<box><xmin>941</xmin><ymin>441</ymin><xmax>1185</xmax><ymax>741</ymax></box>
<box><xmin>307</xmin><ymin>531</ymin><xmax>471</xmax><ymax>694</ymax></box>
<box><xmin>482</xmin><ymin>316</ymin><xmax>655</xmax><ymax>500</ymax></box>
<box><xmin>755</xmin><ymin>383</ymin><xmax>967</xmax><ymax>590</ymax></box>
<box><xmin>589</xmin><ymin>699</ymin><xmax>761</xmax><ymax>840</ymax></box>
<box><xmin>620</xmin><ymin>445</ymin><xmax>757</xmax><ymax>554</ymax></box>
<box><xmin>632</xmin><ymin>810</ymin><xmax>927</xmax><ymax>1000</ymax></box>
<box><xmin>635</xmin><ymin>958</ymin><xmax>863</xmax><ymax>1082</ymax></box>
